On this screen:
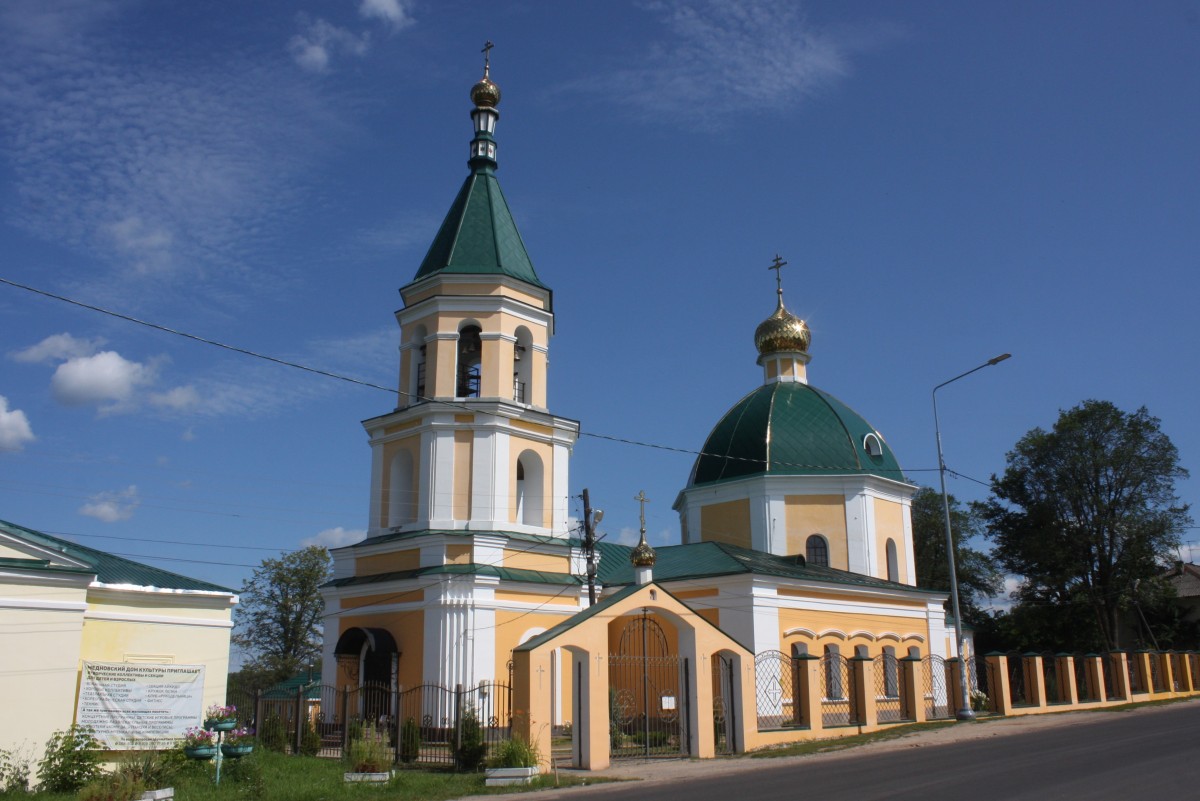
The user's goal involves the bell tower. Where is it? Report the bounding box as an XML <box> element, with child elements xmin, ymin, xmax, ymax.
<box><xmin>364</xmin><ymin>53</ymin><xmax>578</xmax><ymax>539</ymax></box>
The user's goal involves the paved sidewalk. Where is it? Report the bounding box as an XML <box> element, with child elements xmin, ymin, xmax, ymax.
<box><xmin>468</xmin><ymin>699</ymin><xmax>1200</xmax><ymax>799</ymax></box>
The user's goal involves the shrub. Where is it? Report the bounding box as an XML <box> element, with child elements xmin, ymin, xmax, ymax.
<box><xmin>299</xmin><ymin>720</ymin><xmax>322</xmax><ymax>757</ymax></box>
<box><xmin>455</xmin><ymin>708</ymin><xmax>487</xmax><ymax>772</ymax></box>
<box><xmin>399</xmin><ymin>717</ymin><xmax>421</xmax><ymax>763</ymax></box>
<box><xmin>112</xmin><ymin>749</ymin><xmax>180</xmax><ymax>789</ymax></box>
<box><xmin>222</xmin><ymin>750</ymin><xmax>265</xmax><ymax>798</ymax></box>
<box><xmin>0</xmin><ymin>744</ymin><xmax>33</xmax><ymax>793</ymax></box>
<box><xmin>487</xmin><ymin>736</ymin><xmax>540</xmax><ymax>769</ymax></box>
<box><xmin>346</xmin><ymin>723</ymin><xmax>390</xmax><ymax>773</ymax></box>
<box><xmin>77</xmin><ymin>771</ymin><xmax>144</xmax><ymax>801</ymax></box>
<box><xmin>37</xmin><ymin>726</ymin><xmax>102</xmax><ymax>793</ymax></box>
<box><xmin>258</xmin><ymin>715</ymin><xmax>288</xmax><ymax>753</ymax></box>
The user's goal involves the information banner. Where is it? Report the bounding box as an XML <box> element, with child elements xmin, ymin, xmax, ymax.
<box><xmin>76</xmin><ymin>662</ymin><xmax>206</xmax><ymax>749</ymax></box>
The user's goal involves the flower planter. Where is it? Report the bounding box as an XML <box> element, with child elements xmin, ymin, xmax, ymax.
<box><xmin>204</xmin><ymin>718</ymin><xmax>238</xmax><ymax>732</ymax></box>
<box><xmin>184</xmin><ymin>746</ymin><xmax>217</xmax><ymax>760</ymax></box>
<box><xmin>221</xmin><ymin>744</ymin><xmax>254</xmax><ymax>758</ymax></box>
<box><xmin>485</xmin><ymin>766</ymin><xmax>540</xmax><ymax>787</ymax></box>
<box><xmin>344</xmin><ymin>771</ymin><xmax>392</xmax><ymax>783</ymax></box>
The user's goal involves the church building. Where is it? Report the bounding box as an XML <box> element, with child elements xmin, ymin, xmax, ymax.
<box><xmin>321</xmin><ymin>55</ymin><xmax>960</xmax><ymax>768</ymax></box>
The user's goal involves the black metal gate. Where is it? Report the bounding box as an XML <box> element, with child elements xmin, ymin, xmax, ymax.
<box><xmin>873</xmin><ymin>653</ymin><xmax>904</xmax><ymax>723</ymax></box>
<box><xmin>712</xmin><ymin>654</ymin><xmax>735</xmax><ymax>755</ymax></box>
<box><xmin>609</xmin><ymin>613</ymin><xmax>689</xmax><ymax>759</ymax></box>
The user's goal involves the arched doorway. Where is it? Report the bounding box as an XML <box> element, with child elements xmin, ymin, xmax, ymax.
<box><xmin>334</xmin><ymin>627</ymin><xmax>399</xmax><ymax>724</ymax></box>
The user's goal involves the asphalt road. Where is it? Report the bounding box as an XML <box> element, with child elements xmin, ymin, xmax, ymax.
<box><xmin>541</xmin><ymin>703</ymin><xmax>1200</xmax><ymax>801</ymax></box>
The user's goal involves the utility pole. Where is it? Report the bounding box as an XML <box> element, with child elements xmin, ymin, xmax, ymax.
<box><xmin>581</xmin><ymin>489</ymin><xmax>601</xmax><ymax>606</ymax></box>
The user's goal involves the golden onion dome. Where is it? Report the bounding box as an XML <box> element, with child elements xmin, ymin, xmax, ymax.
<box><xmin>754</xmin><ymin>294</ymin><xmax>811</xmax><ymax>356</ymax></box>
<box><xmin>471</xmin><ymin>76</ymin><xmax>501</xmax><ymax>108</ymax></box>
<box><xmin>630</xmin><ymin>539</ymin><xmax>657</xmax><ymax>568</ymax></box>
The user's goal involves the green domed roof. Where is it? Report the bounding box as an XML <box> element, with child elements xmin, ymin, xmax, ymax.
<box><xmin>688</xmin><ymin>382</ymin><xmax>904</xmax><ymax>486</ymax></box>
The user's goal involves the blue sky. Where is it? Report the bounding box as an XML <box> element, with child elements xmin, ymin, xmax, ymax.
<box><xmin>1</xmin><ymin>0</ymin><xmax>1197</xmax><ymax>604</ymax></box>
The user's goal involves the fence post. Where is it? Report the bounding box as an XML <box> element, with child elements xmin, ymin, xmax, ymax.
<box><xmin>1180</xmin><ymin>655</ymin><xmax>1195</xmax><ymax>693</ymax></box>
<box><xmin>341</xmin><ymin>686</ymin><xmax>350</xmax><ymax>753</ymax></box>
<box><xmin>850</xmin><ymin>656</ymin><xmax>874</xmax><ymax>727</ymax></box>
<box><xmin>1084</xmin><ymin>655</ymin><xmax>1103</xmax><ymax>702</ymax></box>
<box><xmin>392</xmin><ymin>683</ymin><xmax>401</xmax><ymax>765</ymax></box>
<box><xmin>1109</xmin><ymin>652</ymin><xmax>1131</xmax><ymax>701</ymax></box>
<box><xmin>946</xmin><ymin>658</ymin><xmax>966</xmax><ymax>717</ymax></box>
<box><xmin>900</xmin><ymin>656</ymin><xmax>925</xmax><ymax>722</ymax></box>
<box><xmin>986</xmin><ymin>654</ymin><xmax>1011</xmax><ymax>715</ymax></box>
<box><xmin>454</xmin><ymin>683</ymin><xmax>464</xmax><ymax>769</ymax></box>
<box><xmin>1056</xmin><ymin>654</ymin><xmax>1078</xmax><ymax>705</ymax></box>
<box><xmin>794</xmin><ymin>654</ymin><xmax>823</xmax><ymax>732</ymax></box>
<box><xmin>294</xmin><ymin>686</ymin><xmax>304</xmax><ymax>753</ymax></box>
<box><xmin>1160</xmin><ymin>652</ymin><xmax>1176</xmax><ymax>694</ymax></box>
<box><xmin>1024</xmin><ymin>653</ymin><xmax>1046</xmax><ymax>708</ymax></box>
<box><xmin>254</xmin><ymin>689</ymin><xmax>263</xmax><ymax>734</ymax></box>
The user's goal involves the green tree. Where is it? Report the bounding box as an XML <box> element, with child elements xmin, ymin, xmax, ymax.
<box><xmin>980</xmin><ymin>400</ymin><xmax>1191</xmax><ymax>651</ymax></box>
<box><xmin>911</xmin><ymin>487</ymin><xmax>1003</xmax><ymax>623</ymax></box>
<box><xmin>233</xmin><ymin>545</ymin><xmax>331</xmax><ymax>683</ymax></box>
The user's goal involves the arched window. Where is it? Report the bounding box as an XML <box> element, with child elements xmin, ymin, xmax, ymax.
<box><xmin>790</xmin><ymin>642</ymin><xmax>808</xmax><ymax>658</ymax></box>
<box><xmin>806</xmin><ymin>534</ymin><xmax>829</xmax><ymax>567</ymax></box>
<box><xmin>515</xmin><ymin>451</ymin><xmax>545</xmax><ymax>527</ymax></box>
<box><xmin>823</xmin><ymin>644</ymin><xmax>843</xmax><ymax>699</ymax></box>
<box><xmin>886</xmin><ymin>538</ymin><xmax>899</xmax><ymax>582</ymax></box>
<box><xmin>883</xmin><ymin>645</ymin><xmax>899</xmax><ymax>697</ymax></box>
<box><xmin>513</xmin><ymin>326</ymin><xmax>533</xmax><ymax>404</ymax></box>
<box><xmin>408</xmin><ymin>325</ymin><xmax>428</xmax><ymax>404</ymax></box>
<box><xmin>387</xmin><ymin>449</ymin><xmax>415</xmax><ymax>527</ymax></box>
<box><xmin>457</xmin><ymin>324</ymin><xmax>482</xmax><ymax>398</ymax></box>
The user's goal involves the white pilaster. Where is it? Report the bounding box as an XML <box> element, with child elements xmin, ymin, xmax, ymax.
<box><xmin>367</xmin><ymin>435</ymin><xmax>385</xmax><ymax>534</ymax></box>
<box><xmin>429</xmin><ymin>428</ymin><xmax>456</xmax><ymax>528</ymax></box>
<box><xmin>749</xmin><ymin>486</ymin><xmax>770</xmax><ymax>552</ymax></box>
<box><xmin>551</xmin><ymin>441</ymin><xmax>570</xmax><ymax>534</ymax></box>
<box><xmin>470</xmin><ymin>427</ymin><xmax>497</xmax><ymax>526</ymax></box>
<box><xmin>844</xmin><ymin>489</ymin><xmax>870</xmax><ymax>575</ymax></box>
<box><xmin>766</xmin><ymin>494</ymin><xmax>787</xmax><ymax>555</ymax></box>
<box><xmin>901</xmin><ymin>497</ymin><xmax>917</xmax><ymax>584</ymax></box>
<box><xmin>417</xmin><ymin>429</ymin><xmax>434</xmax><ymax>524</ymax></box>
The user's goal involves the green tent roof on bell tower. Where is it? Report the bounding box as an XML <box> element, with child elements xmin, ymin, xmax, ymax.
<box><xmin>410</xmin><ymin>59</ymin><xmax>546</xmax><ymax>289</ymax></box>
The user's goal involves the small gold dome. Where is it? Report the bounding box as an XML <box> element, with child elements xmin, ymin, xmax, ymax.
<box><xmin>630</xmin><ymin>540</ymin><xmax>656</xmax><ymax>568</ymax></box>
<box><xmin>754</xmin><ymin>296</ymin><xmax>810</xmax><ymax>356</ymax></box>
<box><xmin>471</xmin><ymin>76</ymin><xmax>501</xmax><ymax>108</ymax></box>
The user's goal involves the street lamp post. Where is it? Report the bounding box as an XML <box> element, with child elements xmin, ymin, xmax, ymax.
<box><xmin>933</xmin><ymin>352</ymin><xmax>1011</xmax><ymax>721</ymax></box>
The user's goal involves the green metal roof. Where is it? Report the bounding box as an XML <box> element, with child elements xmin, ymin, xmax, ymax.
<box><xmin>343</xmin><ymin>528</ymin><xmax>579</xmax><ymax>552</ymax></box>
<box><xmin>324</xmin><ymin>562</ymin><xmax>582</xmax><ymax>589</ymax></box>
<box><xmin>410</xmin><ymin>170</ymin><xmax>545</xmax><ymax>288</ymax></box>
<box><xmin>0</xmin><ymin>518</ymin><xmax>234</xmax><ymax>593</ymax></box>
<box><xmin>595</xmin><ymin>539</ymin><xmax>934</xmax><ymax>596</ymax></box>
<box><xmin>688</xmin><ymin>382</ymin><xmax>904</xmax><ymax>486</ymax></box>
<box><xmin>261</xmin><ymin>673</ymin><xmax>321</xmax><ymax>701</ymax></box>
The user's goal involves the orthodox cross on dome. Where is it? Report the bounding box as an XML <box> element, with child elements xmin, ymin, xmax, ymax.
<box><xmin>768</xmin><ymin>254</ymin><xmax>788</xmax><ymax>297</ymax></box>
<box><xmin>481</xmin><ymin>40</ymin><xmax>494</xmax><ymax>77</ymax></box>
<box><xmin>634</xmin><ymin>490</ymin><xmax>650</xmax><ymax>535</ymax></box>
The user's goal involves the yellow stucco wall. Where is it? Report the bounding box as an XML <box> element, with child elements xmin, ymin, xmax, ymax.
<box><xmin>445</xmin><ymin>544</ymin><xmax>473</xmax><ymax>565</ymax></box>
<box><xmin>356</xmin><ymin>549</ymin><xmax>420</xmax><ymax>576</ymax></box>
<box><xmin>777</xmin><ymin>603</ymin><xmax>929</xmax><ymax>656</ymax></box>
<box><xmin>873</xmin><ymin>497</ymin><xmax>908</xmax><ymax>583</ymax></box>
<box><xmin>699</xmin><ymin>499</ymin><xmax>752</xmax><ymax>548</ymax></box>
<box><xmin>453</xmin><ymin>430</ymin><xmax>473</xmax><ymax>520</ymax></box>
<box><xmin>501</xmin><ymin>549</ymin><xmax>570</xmax><ymax>573</ymax></box>
<box><xmin>785</xmin><ymin>495</ymin><xmax>848</xmax><ymax>567</ymax></box>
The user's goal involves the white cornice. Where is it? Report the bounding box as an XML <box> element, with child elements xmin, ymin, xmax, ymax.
<box><xmin>0</xmin><ymin>597</ymin><xmax>88</xmax><ymax>613</ymax></box>
<box><xmin>88</xmin><ymin>584</ymin><xmax>238</xmax><ymax>606</ymax></box>
<box><xmin>0</xmin><ymin>531</ymin><xmax>93</xmax><ymax>570</ymax></box>
<box><xmin>397</xmin><ymin>295</ymin><xmax>553</xmax><ymax>330</ymax></box>
<box><xmin>83</xmin><ymin>610</ymin><xmax>233</xmax><ymax>629</ymax></box>
<box><xmin>400</xmin><ymin>274</ymin><xmax>551</xmax><ymax>309</ymax></box>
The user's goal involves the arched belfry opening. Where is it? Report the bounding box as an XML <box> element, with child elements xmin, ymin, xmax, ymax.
<box><xmin>515</xmin><ymin>450</ymin><xmax>545</xmax><ymax>526</ymax></box>
<box><xmin>514</xmin><ymin>326</ymin><xmax>533</xmax><ymax>404</ymax></box>
<box><xmin>457</xmin><ymin>324</ymin><xmax>482</xmax><ymax>398</ymax></box>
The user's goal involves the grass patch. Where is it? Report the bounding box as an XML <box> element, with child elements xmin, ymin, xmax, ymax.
<box><xmin>750</xmin><ymin>721</ymin><xmax>958</xmax><ymax>759</ymax></box>
<box><xmin>0</xmin><ymin>750</ymin><xmax>615</xmax><ymax>801</ymax></box>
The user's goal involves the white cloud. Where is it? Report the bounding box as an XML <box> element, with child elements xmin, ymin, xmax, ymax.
<box><xmin>302</xmin><ymin>526</ymin><xmax>366</xmax><ymax>548</ymax></box>
<box><xmin>109</xmin><ymin>215</ymin><xmax>174</xmax><ymax>275</ymax></box>
<box><xmin>359</xmin><ymin>0</ymin><xmax>415</xmax><ymax>30</ymax></box>
<box><xmin>576</xmin><ymin>0</ymin><xmax>902</xmax><ymax>123</ymax></box>
<box><xmin>51</xmin><ymin>350</ymin><xmax>156</xmax><ymax>412</ymax></box>
<box><xmin>0</xmin><ymin>396</ymin><xmax>36</xmax><ymax>451</ymax></box>
<box><xmin>615</xmin><ymin>526</ymin><xmax>640</xmax><ymax>547</ymax></box>
<box><xmin>79</xmin><ymin>484</ymin><xmax>140</xmax><ymax>522</ymax></box>
<box><xmin>10</xmin><ymin>332</ymin><xmax>104</xmax><ymax>364</ymax></box>
<box><xmin>289</xmin><ymin>15</ymin><xmax>370</xmax><ymax>74</ymax></box>
<box><xmin>181</xmin><ymin>427</ymin><xmax>196</xmax><ymax>442</ymax></box>
<box><xmin>149</xmin><ymin>385</ymin><xmax>200</xmax><ymax>412</ymax></box>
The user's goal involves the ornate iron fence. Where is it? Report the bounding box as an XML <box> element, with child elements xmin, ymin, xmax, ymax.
<box><xmin>1127</xmin><ymin>653</ymin><xmax>1146</xmax><ymax>694</ymax></box>
<box><xmin>1041</xmin><ymin>654</ymin><xmax>1060</xmax><ymax>704</ymax></box>
<box><xmin>873</xmin><ymin>653</ymin><xmax>904</xmax><ymax>723</ymax></box>
<box><xmin>713</xmin><ymin>654</ymin><xmax>736</xmax><ymax>754</ymax></box>
<box><xmin>820</xmin><ymin>652</ymin><xmax>856</xmax><ymax>726</ymax></box>
<box><xmin>922</xmin><ymin>655</ymin><xmax>951</xmax><ymax>720</ymax></box>
<box><xmin>754</xmin><ymin>650</ymin><xmax>795</xmax><ymax>730</ymax></box>
<box><xmin>1149</xmin><ymin>653</ymin><xmax>1166</xmax><ymax>693</ymax></box>
<box><xmin>1102</xmin><ymin>653</ymin><xmax>1117</xmax><ymax>700</ymax></box>
<box><xmin>1074</xmin><ymin>656</ymin><xmax>1092</xmax><ymax>701</ymax></box>
<box><xmin>1007</xmin><ymin>653</ymin><xmax>1029</xmax><ymax>707</ymax></box>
